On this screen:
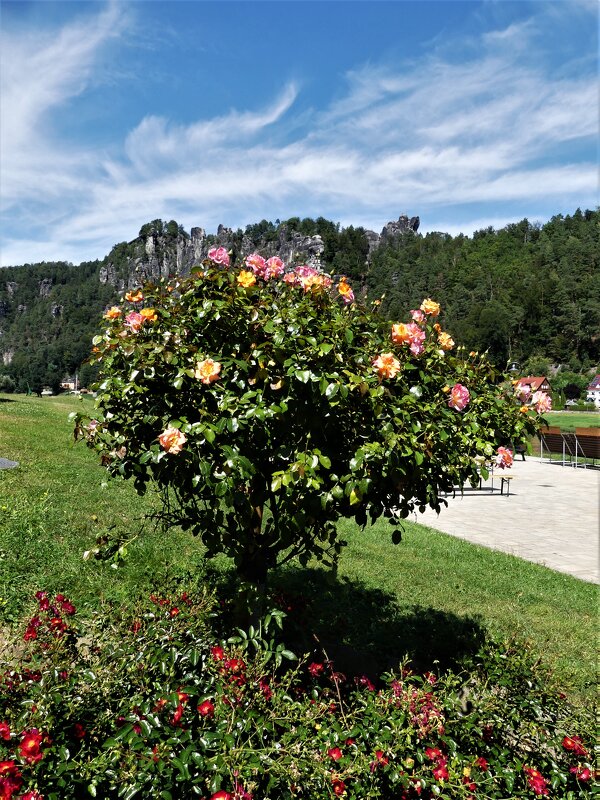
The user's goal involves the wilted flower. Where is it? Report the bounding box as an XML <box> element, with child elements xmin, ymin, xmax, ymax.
<box><xmin>158</xmin><ymin>427</ymin><xmax>187</xmax><ymax>454</ymax></box>
<box><xmin>207</xmin><ymin>246</ymin><xmax>230</xmax><ymax>266</ymax></box>
<box><xmin>515</xmin><ymin>384</ymin><xmax>531</xmax><ymax>402</ymax></box>
<box><xmin>373</xmin><ymin>353</ymin><xmax>401</xmax><ymax>379</ymax></box>
<box><xmin>448</xmin><ymin>384</ymin><xmax>470</xmax><ymax>411</ymax></box>
<box><xmin>194</xmin><ymin>358</ymin><xmax>222</xmax><ymax>385</ymax></box>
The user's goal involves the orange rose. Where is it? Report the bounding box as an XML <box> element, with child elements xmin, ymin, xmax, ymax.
<box><xmin>104</xmin><ymin>306</ymin><xmax>121</xmax><ymax>320</ymax></box>
<box><xmin>237</xmin><ymin>270</ymin><xmax>256</xmax><ymax>288</ymax></box>
<box><xmin>373</xmin><ymin>353</ymin><xmax>401</xmax><ymax>379</ymax></box>
<box><xmin>420</xmin><ymin>298</ymin><xmax>440</xmax><ymax>316</ymax></box>
<box><xmin>194</xmin><ymin>358</ymin><xmax>222</xmax><ymax>385</ymax></box>
<box><xmin>158</xmin><ymin>427</ymin><xmax>187</xmax><ymax>454</ymax></box>
<box><xmin>437</xmin><ymin>332</ymin><xmax>455</xmax><ymax>351</ymax></box>
<box><xmin>140</xmin><ymin>308</ymin><xmax>158</xmax><ymax>323</ymax></box>
<box><xmin>125</xmin><ymin>290</ymin><xmax>143</xmax><ymax>303</ymax></box>
<box><xmin>391</xmin><ymin>323</ymin><xmax>410</xmax><ymax>344</ymax></box>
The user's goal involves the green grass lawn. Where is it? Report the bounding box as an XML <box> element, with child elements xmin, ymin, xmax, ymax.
<box><xmin>544</xmin><ymin>410</ymin><xmax>600</xmax><ymax>431</ymax></box>
<box><xmin>0</xmin><ymin>393</ymin><xmax>596</xmax><ymax>704</ymax></box>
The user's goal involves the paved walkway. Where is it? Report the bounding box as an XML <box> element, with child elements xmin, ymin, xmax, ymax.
<box><xmin>417</xmin><ymin>458</ymin><xmax>599</xmax><ymax>584</ymax></box>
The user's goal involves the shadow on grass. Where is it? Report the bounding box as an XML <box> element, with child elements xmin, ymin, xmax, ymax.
<box><xmin>0</xmin><ymin>398</ymin><xmax>15</xmax><ymax>403</ymax></box>
<box><xmin>213</xmin><ymin>565</ymin><xmax>486</xmax><ymax>680</ymax></box>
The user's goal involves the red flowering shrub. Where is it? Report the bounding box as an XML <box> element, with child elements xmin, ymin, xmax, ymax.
<box><xmin>0</xmin><ymin>588</ymin><xmax>593</xmax><ymax>799</ymax></box>
<box><xmin>75</xmin><ymin>256</ymin><xmax>542</xmax><ymax>588</ymax></box>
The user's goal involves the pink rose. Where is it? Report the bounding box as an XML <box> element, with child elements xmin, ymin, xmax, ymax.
<box><xmin>207</xmin><ymin>246</ymin><xmax>230</xmax><ymax>266</ymax></box>
<box><xmin>448</xmin><ymin>384</ymin><xmax>470</xmax><ymax>411</ymax></box>
<box><xmin>515</xmin><ymin>384</ymin><xmax>531</xmax><ymax>402</ymax></box>
<box><xmin>532</xmin><ymin>391</ymin><xmax>552</xmax><ymax>414</ymax></box>
<box><xmin>124</xmin><ymin>311</ymin><xmax>144</xmax><ymax>332</ymax></box>
<box><xmin>158</xmin><ymin>427</ymin><xmax>187</xmax><ymax>454</ymax></box>
<box><xmin>495</xmin><ymin>446</ymin><xmax>513</xmax><ymax>469</ymax></box>
<box><xmin>410</xmin><ymin>309</ymin><xmax>426</xmax><ymax>324</ymax></box>
<box><xmin>264</xmin><ymin>256</ymin><xmax>285</xmax><ymax>280</ymax></box>
<box><xmin>245</xmin><ymin>252</ymin><xmax>267</xmax><ymax>277</ymax></box>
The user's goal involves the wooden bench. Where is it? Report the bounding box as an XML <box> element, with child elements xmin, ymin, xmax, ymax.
<box><xmin>575</xmin><ymin>427</ymin><xmax>600</xmax><ymax>466</ymax></box>
<box><xmin>499</xmin><ymin>474</ymin><xmax>516</xmax><ymax>496</ymax></box>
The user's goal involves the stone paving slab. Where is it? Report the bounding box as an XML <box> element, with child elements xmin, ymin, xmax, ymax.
<box><xmin>417</xmin><ymin>458</ymin><xmax>599</xmax><ymax>584</ymax></box>
<box><xmin>0</xmin><ymin>458</ymin><xmax>19</xmax><ymax>469</ymax></box>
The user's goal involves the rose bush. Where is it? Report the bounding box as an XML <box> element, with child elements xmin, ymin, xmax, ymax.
<box><xmin>75</xmin><ymin>254</ymin><xmax>542</xmax><ymax>586</ymax></box>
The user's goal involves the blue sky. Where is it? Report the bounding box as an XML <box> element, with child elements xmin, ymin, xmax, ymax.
<box><xmin>1</xmin><ymin>0</ymin><xmax>597</xmax><ymax>266</ymax></box>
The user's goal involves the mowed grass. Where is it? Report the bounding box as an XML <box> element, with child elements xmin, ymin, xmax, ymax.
<box><xmin>0</xmin><ymin>394</ymin><xmax>596</xmax><ymax>704</ymax></box>
<box><xmin>544</xmin><ymin>411</ymin><xmax>600</xmax><ymax>431</ymax></box>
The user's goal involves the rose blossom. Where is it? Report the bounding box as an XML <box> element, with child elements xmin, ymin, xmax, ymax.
<box><xmin>410</xmin><ymin>309</ymin><xmax>426</xmax><ymax>324</ymax></box>
<box><xmin>237</xmin><ymin>270</ymin><xmax>256</xmax><ymax>288</ymax></box>
<box><xmin>19</xmin><ymin>729</ymin><xmax>44</xmax><ymax>764</ymax></box>
<box><xmin>207</xmin><ymin>246</ymin><xmax>230</xmax><ymax>266</ymax></box>
<box><xmin>194</xmin><ymin>358</ymin><xmax>221</xmax><ymax>385</ymax></box>
<box><xmin>495</xmin><ymin>446</ymin><xmax>513</xmax><ymax>469</ymax></box>
<box><xmin>373</xmin><ymin>353</ymin><xmax>401</xmax><ymax>380</ymax></box>
<box><xmin>104</xmin><ymin>306</ymin><xmax>121</xmax><ymax>320</ymax></box>
<box><xmin>328</xmin><ymin>747</ymin><xmax>343</xmax><ymax>761</ymax></box>
<box><xmin>515</xmin><ymin>384</ymin><xmax>531</xmax><ymax>402</ymax></box>
<box><xmin>140</xmin><ymin>308</ymin><xmax>158</xmax><ymax>323</ymax></box>
<box><xmin>125</xmin><ymin>290</ymin><xmax>143</xmax><ymax>303</ymax></box>
<box><xmin>437</xmin><ymin>332</ymin><xmax>455</xmax><ymax>351</ymax></box>
<box><xmin>158</xmin><ymin>427</ymin><xmax>187</xmax><ymax>454</ymax></box>
<box><xmin>264</xmin><ymin>256</ymin><xmax>285</xmax><ymax>280</ymax></box>
<box><xmin>420</xmin><ymin>298</ymin><xmax>440</xmax><ymax>316</ymax></box>
<box><xmin>562</xmin><ymin>735</ymin><xmax>587</xmax><ymax>756</ymax></box>
<box><xmin>337</xmin><ymin>279</ymin><xmax>355</xmax><ymax>304</ymax></box>
<box><xmin>448</xmin><ymin>384</ymin><xmax>470</xmax><ymax>411</ymax></box>
<box><xmin>197</xmin><ymin>700</ymin><xmax>215</xmax><ymax>717</ymax></box>
<box><xmin>124</xmin><ymin>311</ymin><xmax>144</xmax><ymax>332</ymax></box>
<box><xmin>532</xmin><ymin>391</ymin><xmax>552</xmax><ymax>414</ymax></box>
<box><xmin>245</xmin><ymin>252</ymin><xmax>266</xmax><ymax>277</ymax></box>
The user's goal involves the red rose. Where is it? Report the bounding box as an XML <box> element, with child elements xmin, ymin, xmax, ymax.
<box><xmin>211</xmin><ymin>645</ymin><xmax>225</xmax><ymax>661</ymax></box>
<box><xmin>197</xmin><ymin>700</ymin><xmax>215</xmax><ymax>717</ymax></box>
<box><xmin>331</xmin><ymin>778</ymin><xmax>346</xmax><ymax>796</ymax></box>
<box><xmin>327</xmin><ymin>747</ymin><xmax>343</xmax><ymax>761</ymax></box>
<box><xmin>0</xmin><ymin>723</ymin><xmax>9</xmax><ymax>741</ymax></box>
<box><xmin>562</xmin><ymin>735</ymin><xmax>587</xmax><ymax>757</ymax></box>
<box><xmin>19</xmin><ymin>729</ymin><xmax>44</xmax><ymax>764</ymax></box>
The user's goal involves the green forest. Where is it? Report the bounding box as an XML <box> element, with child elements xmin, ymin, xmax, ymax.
<box><xmin>0</xmin><ymin>208</ymin><xmax>598</xmax><ymax>396</ymax></box>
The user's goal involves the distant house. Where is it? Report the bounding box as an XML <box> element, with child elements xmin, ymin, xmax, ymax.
<box><xmin>586</xmin><ymin>375</ymin><xmax>600</xmax><ymax>408</ymax></box>
<box><xmin>60</xmin><ymin>375</ymin><xmax>77</xmax><ymax>391</ymax></box>
<box><xmin>515</xmin><ymin>376</ymin><xmax>552</xmax><ymax>398</ymax></box>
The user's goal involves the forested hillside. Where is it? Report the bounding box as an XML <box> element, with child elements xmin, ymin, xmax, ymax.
<box><xmin>367</xmin><ymin>209</ymin><xmax>600</xmax><ymax>370</ymax></box>
<box><xmin>0</xmin><ymin>209</ymin><xmax>597</xmax><ymax>394</ymax></box>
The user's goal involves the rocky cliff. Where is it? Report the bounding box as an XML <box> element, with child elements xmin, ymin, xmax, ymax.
<box><xmin>99</xmin><ymin>215</ymin><xmax>419</xmax><ymax>290</ymax></box>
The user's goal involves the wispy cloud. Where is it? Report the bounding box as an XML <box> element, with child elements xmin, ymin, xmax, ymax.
<box><xmin>1</xmin><ymin>2</ymin><xmax>597</xmax><ymax>266</ymax></box>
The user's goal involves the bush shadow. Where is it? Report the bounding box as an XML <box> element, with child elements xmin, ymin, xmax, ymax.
<box><xmin>269</xmin><ymin>566</ymin><xmax>486</xmax><ymax>680</ymax></box>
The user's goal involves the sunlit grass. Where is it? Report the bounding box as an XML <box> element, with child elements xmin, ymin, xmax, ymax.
<box><xmin>0</xmin><ymin>393</ymin><xmax>596</xmax><ymax>704</ymax></box>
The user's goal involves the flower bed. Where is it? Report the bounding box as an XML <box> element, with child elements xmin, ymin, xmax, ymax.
<box><xmin>1</xmin><ymin>587</ymin><xmax>593</xmax><ymax>799</ymax></box>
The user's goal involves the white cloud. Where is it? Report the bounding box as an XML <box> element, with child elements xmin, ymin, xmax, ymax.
<box><xmin>0</xmin><ymin>2</ymin><xmax>597</xmax><ymax>266</ymax></box>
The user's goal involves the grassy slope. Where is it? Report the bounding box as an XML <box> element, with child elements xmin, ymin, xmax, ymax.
<box><xmin>0</xmin><ymin>394</ymin><xmax>596</xmax><ymax>703</ymax></box>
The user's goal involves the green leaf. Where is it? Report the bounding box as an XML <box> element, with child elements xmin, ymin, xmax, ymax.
<box><xmin>295</xmin><ymin>370</ymin><xmax>311</xmax><ymax>383</ymax></box>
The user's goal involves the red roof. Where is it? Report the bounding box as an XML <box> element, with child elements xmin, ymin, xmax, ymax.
<box><xmin>587</xmin><ymin>375</ymin><xmax>600</xmax><ymax>391</ymax></box>
<box><xmin>516</xmin><ymin>376</ymin><xmax>551</xmax><ymax>392</ymax></box>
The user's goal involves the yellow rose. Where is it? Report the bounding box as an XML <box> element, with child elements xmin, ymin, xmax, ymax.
<box><xmin>140</xmin><ymin>308</ymin><xmax>158</xmax><ymax>323</ymax></box>
<box><xmin>237</xmin><ymin>270</ymin><xmax>256</xmax><ymax>288</ymax></box>
<box><xmin>104</xmin><ymin>306</ymin><xmax>121</xmax><ymax>320</ymax></box>
<box><xmin>420</xmin><ymin>298</ymin><xmax>440</xmax><ymax>316</ymax></box>
<box><xmin>438</xmin><ymin>332</ymin><xmax>455</xmax><ymax>351</ymax></box>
